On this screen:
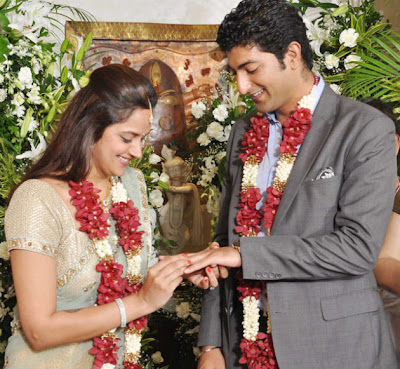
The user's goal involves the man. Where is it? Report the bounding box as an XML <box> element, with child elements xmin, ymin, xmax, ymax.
<box><xmin>184</xmin><ymin>0</ymin><xmax>398</xmax><ymax>368</ymax></box>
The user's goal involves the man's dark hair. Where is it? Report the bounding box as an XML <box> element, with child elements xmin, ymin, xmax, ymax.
<box><xmin>217</xmin><ymin>0</ymin><xmax>313</xmax><ymax>70</ymax></box>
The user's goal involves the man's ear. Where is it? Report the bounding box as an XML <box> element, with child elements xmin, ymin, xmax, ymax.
<box><xmin>284</xmin><ymin>41</ymin><xmax>302</xmax><ymax>70</ymax></box>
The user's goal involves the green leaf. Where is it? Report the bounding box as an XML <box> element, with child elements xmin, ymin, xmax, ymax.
<box><xmin>60</xmin><ymin>38</ymin><xmax>70</xmax><ymax>53</ymax></box>
<box><xmin>46</xmin><ymin>105</ymin><xmax>57</xmax><ymax>123</ymax></box>
<box><xmin>60</xmin><ymin>66</ymin><xmax>68</xmax><ymax>84</ymax></box>
<box><xmin>20</xmin><ymin>108</ymin><xmax>33</xmax><ymax>138</ymax></box>
<box><xmin>157</xmin><ymin>180</ymin><xmax>169</xmax><ymax>190</ymax></box>
<box><xmin>0</xmin><ymin>0</ymin><xmax>11</xmax><ymax>10</ymax></box>
<box><xmin>0</xmin><ymin>34</ymin><xmax>10</xmax><ymax>63</ymax></box>
<box><xmin>82</xmin><ymin>32</ymin><xmax>93</xmax><ymax>52</ymax></box>
<box><xmin>0</xmin><ymin>12</ymin><xmax>9</xmax><ymax>31</ymax></box>
<box><xmin>332</xmin><ymin>4</ymin><xmax>348</xmax><ymax>17</ymax></box>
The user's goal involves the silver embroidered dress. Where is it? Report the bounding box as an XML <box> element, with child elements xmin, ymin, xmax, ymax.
<box><xmin>4</xmin><ymin>167</ymin><xmax>153</xmax><ymax>369</ymax></box>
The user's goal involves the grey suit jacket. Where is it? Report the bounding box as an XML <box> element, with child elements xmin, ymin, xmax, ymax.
<box><xmin>198</xmin><ymin>86</ymin><xmax>398</xmax><ymax>369</ymax></box>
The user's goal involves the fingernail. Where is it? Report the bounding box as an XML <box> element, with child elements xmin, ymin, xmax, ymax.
<box><xmin>187</xmin><ymin>259</ymin><xmax>192</xmax><ymax>265</ymax></box>
<box><xmin>182</xmin><ymin>253</ymin><xmax>188</xmax><ymax>258</ymax></box>
<box><xmin>204</xmin><ymin>277</ymin><xmax>208</xmax><ymax>282</ymax></box>
<box><xmin>207</xmin><ymin>267</ymin><xmax>212</xmax><ymax>273</ymax></box>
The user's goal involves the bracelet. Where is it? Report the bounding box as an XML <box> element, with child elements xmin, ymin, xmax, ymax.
<box><xmin>115</xmin><ymin>298</ymin><xmax>127</xmax><ymax>328</ymax></box>
<box><xmin>231</xmin><ymin>244</ymin><xmax>241</xmax><ymax>254</ymax></box>
<box><xmin>198</xmin><ymin>346</ymin><xmax>220</xmax><ymax>357</ymax></box>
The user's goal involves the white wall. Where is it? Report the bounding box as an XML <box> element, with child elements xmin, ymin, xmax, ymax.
<box><xmin>53</xmin><ymin>0</ymin><xmax>241</xmax><ymax>24</ymax></box>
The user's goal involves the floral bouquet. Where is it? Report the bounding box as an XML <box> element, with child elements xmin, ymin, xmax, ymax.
<box><xmin>188</xmin><ymin>70</ymin><xmax>255</xmax><ymax>223</ymax></box>
<box><xmin>291</xmin><ymin>0</ymin><xmax>392</xmax><ymax>93</ymax></box>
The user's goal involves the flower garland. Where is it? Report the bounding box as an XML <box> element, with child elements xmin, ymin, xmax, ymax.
<box><xmin>69</xmin><ymin>177</ymin><xmax>146</xmax><ymax>369</ymax></box>
<box><xmin>235</xmin><ymin>75</ymin><xmax>318</xmax><ymax>369</ymax></box>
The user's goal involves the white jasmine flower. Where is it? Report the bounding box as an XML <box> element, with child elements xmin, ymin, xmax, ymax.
<box><xmin>28</xmin><ymin>117</ymin><xmax>39</xmax><ymax>133</ymax></box>
<box><xmin>191</xmin><ymin>101</ymin><xmax>207</xmax><ymax>119</ymax></box>
<box><xmin>213</xmin><ymin>104</ymin><xmax>229</xmax><ymax>122</ymax></box>
<box><xmin>204</xmin><ymin>156</ymin><xmax>216</xmax><ymax>169</ymax></box>
<box><xmin>101</xmin><ymin>364</ymin><xmax>115</xmax><ymax>369</ymax></box>
<box><xmin>242</xmin><ymin>296</ymin><xmax>260</xmax><ymax>341</ymax></box>
<box><xmin>127</xmin><ymin>254</ymin><xmax>142</xmax><ymax>274</ymax></box>
<box><xmin>176</xmin><ymin>302</ymin><xmax>191</xmax><ymax>319</ymax></box>
<box><xmin>223</xmin><ymin>125</ymin><xmax>232</xmax><ymax>141</ymax></box>
<box><xmin>206</xmin><ymin>122</ymin><xmax>224</xmax><ymax>141</ymax></box>
<box><xmin>149</xmin><ymin>189</ymin><xmax>164</xmax><ymax>208</ymax></box>
<box><xmin>27</xmin><ymin>85</ymin><xmax>42</xmax><ymax>105</ymax></box>
<box><xmin>125</xmin><ymin>332</ymin><xmax>141</xmax><ymax>354</ymax></box>
<box><xmin>339</xmin><ymin>28</ymin><xmax>359</xmax><ymax>48</ymax></box>
<box><xmin>159</xmin><ymin>172</ymin><xmax>169</xmax><ymax>183</ymax></box>
<box><xmin>242</xmin><ymin>162</ymin><xmax>259</xmax><ymax>187</ymax></box>
<box><xmin>151</xmin><ymin>351</ymin><xmax>164</xmax><ymax>364</ymax></box>
<box><xmin>149</xmin><ymin>172</ymin><xmax>160</xmax><ymax>183</ymax></box>
<box><xmin>344</xmin><ymin>54</ymin><xmax>362</xmax><ymax>70</ymax></box>
<box><xmin>12</xmin><ymin>92</ymin><xmax>25</xmax><ymax>106</ymax></box>
<box><xmin>94</xmin><ymin>239</ymin><xmax>113</xmax><ymax>259</ymax></box>
<box><xmin>31</xmin><ymin>57</ymin><xmax>42</xmax><ymax>75</ymax></box>
<box><xmin>0</xmin><ymin>89</ymin><xmax>7</xmax><ymax>103</ymax></box>
<box><xmin>111</xmin><ymin>181</ymin><xmax>128</xmax><ymax>203</ymax></box>
<box><xmin>329</xmin><ymin>83</ymin><xmax>342</xmax><ymax>95</ymax></box>
<box><xmin>216</xmin><ymin>151</ymin><xmax>226</xmax><ymax>163</ymax></box>
<box><xmin>325</xmin><ymin>54</ymin><xmax>340</xmax><ymax>70</ymax></box>
<box><xmin>0</xmin><ymin>74</ymin><xmax>4</xmax><ymax>84</ymax></box>
<box><xmin>149</xmin><ymin>153</ymin><xmax>161</xmax><ymax>165</ymax></box>
<box><xmin>13</xmin><ymin>105</ymin><xmax>26</xmax><ymax>118</ymax></box>
<box><xmin>18</xmin><ymin>66</ymin><xmax>33</xmax><ymax>88</ymax></box>
<box><xmin>197</xmin><ymin>132</ymin><xmax>211</xmax><ymax>146</ymax></box>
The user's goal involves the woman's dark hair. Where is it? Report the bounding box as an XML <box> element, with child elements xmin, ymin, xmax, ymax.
<box><xmin>217</xmin><ymin>0</ymin><xmax>313</xmax><ymax>70</ymax></box>
<box><xmin>22</xmin><ymin>64</ymin><xmax>157</xmax><ymax>184</ymax></box>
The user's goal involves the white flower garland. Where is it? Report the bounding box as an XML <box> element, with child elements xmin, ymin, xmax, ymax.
<box><xmin>239</xmin><ymin>83</ymin><xmax>317</xmax><ymax>343</ymax></box>
<box><xmin>95</xmin><ymin>177</ymin><xmax>143</xmax><ymax>369</ymax></box>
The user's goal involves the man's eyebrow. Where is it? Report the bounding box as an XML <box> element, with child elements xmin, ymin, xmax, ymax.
<box><xmin>228</xmin><ymin>60</ymin><xmax>255</xmax><ymax>72</ymax></box>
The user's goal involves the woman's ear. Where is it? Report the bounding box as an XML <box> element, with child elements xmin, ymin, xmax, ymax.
<box><xmin>395</xmin><ymin>134</ymin><xmax>400</xmax><ymax>156</ymax></box>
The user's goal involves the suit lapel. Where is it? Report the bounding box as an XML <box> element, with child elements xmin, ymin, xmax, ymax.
<box><xmin>272</xmin><ymin>86</ymin><xmax>338</xmax><ymax>232</ymax></box>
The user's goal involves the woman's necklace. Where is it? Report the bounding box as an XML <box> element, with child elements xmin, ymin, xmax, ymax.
<box><xmin>69</xmin><ymin>177</ymin><xmax>146</xmax><ymax>369</ymax></box>
<box><xmin>235</xmin><ymin>75</ymin><xmax>318</xmax><ymax>369</ymax></box>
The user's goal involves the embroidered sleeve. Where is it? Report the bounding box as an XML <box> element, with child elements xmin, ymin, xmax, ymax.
<box><xmin>5</xmin><ymin>180</ymin><xmax>62</xmax><ymax>258</ymax></box>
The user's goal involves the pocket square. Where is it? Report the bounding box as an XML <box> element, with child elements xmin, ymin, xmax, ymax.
<box><xmin>315</xmin><ymin>166</ymin><xmax>335</xmax><ymax>180</ymax></box>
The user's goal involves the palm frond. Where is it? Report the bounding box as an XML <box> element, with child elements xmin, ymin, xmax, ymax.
<box><xmin>340</xmin><ymin>32</ymin><xmax>400</xmax><ymax>104</ymax></box>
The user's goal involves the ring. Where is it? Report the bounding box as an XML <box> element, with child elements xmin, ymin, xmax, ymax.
<box><xmin>209</xmin><ymin>287</ymin><xmax>215</xmax><ymax>290</ymax></box>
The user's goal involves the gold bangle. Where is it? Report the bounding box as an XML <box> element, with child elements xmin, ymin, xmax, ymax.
<box><xmin>231</xmin><ymin>245</ymin><xmax>240</xmax><ymax>254</ymax></box>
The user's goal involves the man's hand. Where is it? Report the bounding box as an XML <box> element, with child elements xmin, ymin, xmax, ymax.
<box><xmin>198</xmin><ymin>346</ymin><xmax>226</xmax><ymax>369</ymax></box>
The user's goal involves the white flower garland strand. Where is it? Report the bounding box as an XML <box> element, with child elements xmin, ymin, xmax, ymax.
<box><xmin>94</xmin><ymin>177</ymin><xmax>143</xmax><ymax>369</ymax></box>
<box><xmin>239</xmin><ymin>83</ymin><xmax>317</xmax><ymax>343</ymax></box>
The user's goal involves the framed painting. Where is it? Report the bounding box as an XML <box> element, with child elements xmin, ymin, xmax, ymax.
<box><xmin>65</xmin><ymin>22</ymin><xmax>227</xmax><ymax>154</ymax></box>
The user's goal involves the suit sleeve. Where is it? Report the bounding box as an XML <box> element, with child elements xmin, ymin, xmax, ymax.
<box><xmin>241</xmin><ymin>115</ymin><xmax>397</xmax><ymax>280</ymax></box>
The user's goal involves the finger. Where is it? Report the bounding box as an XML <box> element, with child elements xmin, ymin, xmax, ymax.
<box><xmin>209</xmin><ymin>243</ymin><xmax>219</xmax><ymax>267</ymax></box>
<box><xmin>219</xmin><ymin>266</ymin><xmax>229</xmax><ymax>279</ymax></box>
<box><xmin>211</xmin><ymin>266</ymin><xmax>220</xmax><ymax>279</ymax></box>
<box><xmin>205</xmin><ymin>267</ymin><xmax>219</xmax><ymax>288</ymax></box>
<box><xmin>155</xmin><ymin>258</ymin><xmax>192</xmax><ymax>283</ymax></box>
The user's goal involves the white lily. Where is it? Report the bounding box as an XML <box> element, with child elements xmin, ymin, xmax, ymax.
<box><xmin>16</xmin><ymin>132</ymin><xmax>47</xmax><ymax>161</ymax></box>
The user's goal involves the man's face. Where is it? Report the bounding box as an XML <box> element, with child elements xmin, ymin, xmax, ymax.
<box><xmin>227</xmin><ymin>45</ymin><xmax>296</xmax><ymax>116</ymax></box>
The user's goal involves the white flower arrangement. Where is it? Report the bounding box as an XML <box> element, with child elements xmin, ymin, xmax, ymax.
<box><xmin>339</xmin><ymin>28</ymin><xmax>359</xmax><ymax>48</ymax></box>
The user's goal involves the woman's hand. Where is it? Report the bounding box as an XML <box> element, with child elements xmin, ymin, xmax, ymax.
<box><xmin>139</xmin><ymin>254</ymin><xmax>192</xmax><ymax>313</ymax></box>
<box><xmin>184</xmin><ymin>244</ymin><xmax>241</xmax><ymax>276</ymax></box>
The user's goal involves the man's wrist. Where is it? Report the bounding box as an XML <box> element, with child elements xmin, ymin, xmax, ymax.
<box><xmin>199</xmin><ymin>346</ymin><xmax>220</xmax><ymax>357</ymax></box>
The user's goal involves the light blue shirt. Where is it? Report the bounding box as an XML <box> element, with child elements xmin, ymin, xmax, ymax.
<box><xmin>256</xmin><ymin>77</ymin><xmax>325</xmax><ymax>236</ymax></box>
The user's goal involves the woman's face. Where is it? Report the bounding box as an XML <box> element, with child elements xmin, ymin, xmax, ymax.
<box><xmin>90</xmin><ymin>108</ymin><xmax>151</xmax><ymax>180</ymax></box>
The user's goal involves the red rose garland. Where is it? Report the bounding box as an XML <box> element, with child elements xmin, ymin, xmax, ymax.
<box><xmin>235</xmin><ymin>76</ymin><xmax>318</xmax><ymax>368</ymax></box>
<box><xmin>69</xmin><ymin>179</ymin><xmax>147</xmax><ymax>369</ymax></box>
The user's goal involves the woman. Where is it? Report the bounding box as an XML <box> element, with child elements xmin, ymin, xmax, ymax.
<box><xmin>4</xmin><ymin>64</ymin><xmax>191</xmax><ymax>369</ymax></box>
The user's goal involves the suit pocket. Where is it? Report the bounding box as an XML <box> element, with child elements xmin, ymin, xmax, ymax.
<box><xmin>321</xmin><ymin>288</ymin><xmax>380</xmax><ymax>321</ymax></box>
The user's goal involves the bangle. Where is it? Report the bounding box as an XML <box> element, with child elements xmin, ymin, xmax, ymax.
<box><xmin>115</xmin><ymin>298</ymin><xmax>127</xmax><ymax>328</ymax></box>
<box><xmin>198</xmin><ymin>346</ymin><xmax>220</xmax><ymax>357</ymax></box>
